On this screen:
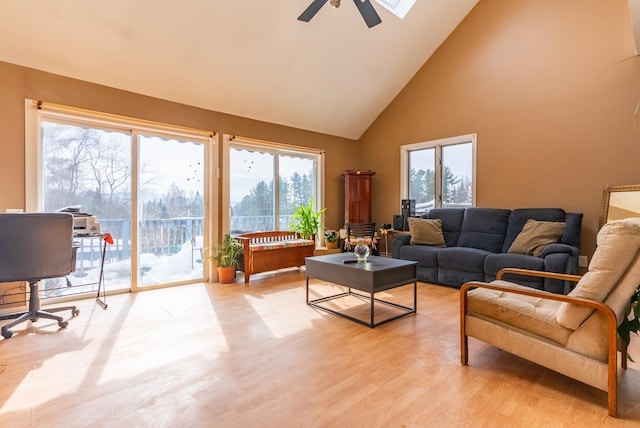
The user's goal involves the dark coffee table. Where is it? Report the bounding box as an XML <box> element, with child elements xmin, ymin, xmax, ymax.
<box><xmin>305</xmin><ymin>253</ymin><xmax>417</xmax><ymax>328</ymax></box>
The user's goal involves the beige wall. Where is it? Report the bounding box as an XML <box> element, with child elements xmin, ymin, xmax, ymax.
<box><xmin>2</xmin><ymin>0</ymin><xmax>639</xmax><ymax>258</ymax></box>
<box><xmin>0</xmin><ymin>61</ymin><xmax>357</xmax><ymax>233</ymax></box>
<box><xmin>360</xmin><ymin>0</ymin><xmax>640</xmax><ymax>257</ymax></box>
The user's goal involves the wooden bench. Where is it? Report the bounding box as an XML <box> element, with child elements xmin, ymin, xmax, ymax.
<box><xmin>236</xmin><ymin>231</ymin><xmax>316</xmax><ymax>284</ymax></box>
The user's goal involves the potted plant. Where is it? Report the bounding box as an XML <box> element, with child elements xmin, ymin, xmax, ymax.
<box><xmin>289</xmin><ymin>199</ymin><xmax>326</xmax><ymax>240</ymax></box>
<box><xmin>209</xmin><ymin>234</ymin><xmax>243</xmax><ymax>284</ymax></box>
<box><xmin>619</xmin><ymin>286</ymin><xmax>640</xmax><ymax>361</ymax></box>
<box><xmin>324</xmin><ymin>229</ymin><xmax>339</xmax><ymax>249</ymax></box>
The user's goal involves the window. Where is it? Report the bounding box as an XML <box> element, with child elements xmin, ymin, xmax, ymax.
<box><xmin>26</xmin><ymin>100</ymin><xmax>216</xmax><ymax>295</ymax></box>
<box><xmin>222</xmin><ymin>135</ymin><xmax>324</xmax><ymax>235</ymax></box>
<box><xmin>400</xmin><ymin>134</ymin><xmax>476</xmax><ymax>215</ymax></box>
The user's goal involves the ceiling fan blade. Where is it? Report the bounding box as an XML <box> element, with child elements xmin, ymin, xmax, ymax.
<box><xmin>298</xmin><ymin>0</ymin><xmax>330</xmax><ymax>22</ymax></box>
<box><xmin>353</xmin><ymin>0</ymin><xmax>382</xmax><ymax>28</ymax></box>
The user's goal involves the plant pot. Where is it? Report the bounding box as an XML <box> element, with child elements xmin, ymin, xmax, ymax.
<box><xmin>326</xmin><ymin>241</ymin><xmax>338</xmax><ymax>249</ymax></box>
<box><xmin>217</xmin><ymin>266</ymin><xmax>236</xmax><ymax>284</ymax></box>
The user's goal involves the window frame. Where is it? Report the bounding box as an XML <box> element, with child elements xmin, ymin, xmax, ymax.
<box><xmin>400</xmin><ymin>133</ymin><xmax>477</xmax><ymax>214</ymax></box>
<box><xmin>25</xmin><ymin>99</ymin><xmax>219</xmax><ymax>288</ymax></box>
<box><xmin>221</xmin><ymin>134</ymin><xmax>325</xmax><ymax>236</ymax></box>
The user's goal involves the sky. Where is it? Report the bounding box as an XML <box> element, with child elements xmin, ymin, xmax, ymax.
<box><xmin>140</xmin><ymin>136</ymin><xmax>204</xmax><ymax>200</ymax></box>
<box><xmin>229</xmin><ymin>148</ymin><xmax>314</xmax><ymax>206</ymax></box>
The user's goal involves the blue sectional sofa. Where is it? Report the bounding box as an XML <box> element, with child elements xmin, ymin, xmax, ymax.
<box><xmin>390</xmin><ymin>208</ymin><xmax>583</xmax><ymax>294</ymax></box>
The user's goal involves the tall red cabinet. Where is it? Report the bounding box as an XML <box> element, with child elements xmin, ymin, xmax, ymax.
<box><xmin>342</xmin><ymin>169</ymin><xmax>375</xmax><ymax>225</ymax></box>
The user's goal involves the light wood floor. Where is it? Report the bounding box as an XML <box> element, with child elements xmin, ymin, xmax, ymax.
<box><xmin>2</xmin><ymin>269</ymin><xmax>640</xmax><ymax>427</ymax></box>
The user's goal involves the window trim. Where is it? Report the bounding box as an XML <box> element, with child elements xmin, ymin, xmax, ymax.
<box><xmin>400</xmin><ymin>133</ymin><xmax>477</xmax><ymax>212</ymax></box>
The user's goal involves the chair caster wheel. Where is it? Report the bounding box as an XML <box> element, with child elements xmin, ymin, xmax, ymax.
<box><xmin>72</xmin><ymin>309</ymin><xmax>80</xmax><ymax>317</ymax></box>
<box><xmin>1</xmin><ymin>328</ymin><xmax>13</xmax><ymax>339</ymax></box>
<box><xmin>58</xmin><ymin>321</ymin><xmax>68</xmax><ymax>329</ymax></box>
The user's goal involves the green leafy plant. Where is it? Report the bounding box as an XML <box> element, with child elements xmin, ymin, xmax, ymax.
<box><xmin>618</xmin><ymin>286</ymin><xmax>640</xmax><ymax>362</ymax></box>
<box><xmin>324</xmin><ymin>230</ymin><xmax>338</xmax><ymax>243</ymax></box>
<box><xmin>290</xmin><ymin>200</ymin><xmax>326</xmax><ymax>239</ymax></box>
<box><xmin>209</xmin><ymin>234</ymin><xmax>243</xmax><ymax>268</ymax></box>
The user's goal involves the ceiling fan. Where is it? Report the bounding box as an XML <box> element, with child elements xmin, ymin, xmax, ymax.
<box><xmin>298</xmin><ymin>0</ymin><xmax>382</xmax><ymax>29</ymax></box>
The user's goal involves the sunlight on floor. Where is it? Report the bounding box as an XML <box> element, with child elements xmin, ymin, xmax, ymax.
<box><xmin>244</xmin><ymin>288</ymin><xmax>323</xmax><ymax>339</ymax></box>
<box><xmin>2</xmin><ymin>349</ymin><xmax>88</xmax><ymax>412</ymax></box>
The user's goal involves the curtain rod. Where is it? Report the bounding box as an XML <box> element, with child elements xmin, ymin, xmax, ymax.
<box><xmin>229</xmin><ymin>134</ymin><xmax>325</xmax><ymax>155</ymax></box>
<box><xmin>33</xmin><ymin>100</ymin><xmax>215</xmax><ymax>139</ymax></box>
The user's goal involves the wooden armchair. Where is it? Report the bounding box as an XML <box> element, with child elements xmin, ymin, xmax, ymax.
<box><xmin>461</xmin><ymin>218</ymin><xmax>640</xmax><ymax>417</ymax></box>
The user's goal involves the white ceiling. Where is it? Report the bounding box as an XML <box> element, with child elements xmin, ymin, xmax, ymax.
<box><xmin>0</xmin><ymin>0</ymin><xmax>479</xmax><ymax>139</ymax></box>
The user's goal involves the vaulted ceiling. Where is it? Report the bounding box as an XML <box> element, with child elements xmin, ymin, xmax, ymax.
<box><xmin>0</xmin><ymin>1</ymin><xmax>479</xmax><ymax>139</ymax></box>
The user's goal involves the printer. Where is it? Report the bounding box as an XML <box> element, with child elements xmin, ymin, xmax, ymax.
<box><xmin>56</xmin><ymin>206</ymin><xmax>101</xmax><ymax>235</ymax></box>
<box><xmin>73</xmin><ymin>215</ymin><xmax>101</xmax><ymax>235</ymax></box>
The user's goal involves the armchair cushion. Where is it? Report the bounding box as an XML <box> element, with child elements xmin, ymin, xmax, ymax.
<box><xmin>407</xmin><ymin>217</ymin><xmax>445</xmax><ymax>247</ymax></box>
<box><xmin>558</xmin><ymin>218</ymin><xmax>640</xmax><ymax>330</ymax></box>
<box><xmin>508</xmin><ymin>219</ymin><xmax>566</xmax><ymax>257</ymax></box>
<box><xmin>468</xmin><ymin>280</ymin><xmax>572</xmax><ymax>345</ymax></box>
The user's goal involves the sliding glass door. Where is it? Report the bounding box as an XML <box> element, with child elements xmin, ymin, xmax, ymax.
<box><xmin>34</xmin><ymin>107</ymin><xmax>211</xmax><ymax>296</ymax></box>
<box><xmin>41</xmin><ymin>121</ymin><xmax>133</xmax><ymax>294</ymax></box>
<box><xmin>138</xmin><ymin>135</ymin><xmax>205</xmax><ymax>286</ymax></box>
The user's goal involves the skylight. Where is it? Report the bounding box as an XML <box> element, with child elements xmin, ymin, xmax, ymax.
<box><xmin>374</xmin><ymin>0</ymin><xmax>416</xmax><ymax>19</ymax></box>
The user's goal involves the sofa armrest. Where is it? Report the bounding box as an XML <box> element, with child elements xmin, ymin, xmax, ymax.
<box><xmin>539</xmin><ymin>243</ymin><xmax>579</xmax><ymax>258</ymax></box>
<box><xmin>390</xmin><ymin>233</ymin><xmax>411</xmax><ymax>258</ymax></box>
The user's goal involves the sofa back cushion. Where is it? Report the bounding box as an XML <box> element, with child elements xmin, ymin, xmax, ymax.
<box><xmin>501</xmin><ymin>208</ymin><xmax>566</xmax><ymax>253</ymax></box>
<box><xmin>426</xmin><ymin>208</ymin><xmax>465</xmax><ymax>247</ymax></box>
<box><xmin>557</xmin><ymin>218</ymin><xmax>640</xmax><ymax>330</ymax></box>
<box><xmin>457</xmin><ymin>208</ymin><xmax>511</xmax><ymax>253</ymax></box>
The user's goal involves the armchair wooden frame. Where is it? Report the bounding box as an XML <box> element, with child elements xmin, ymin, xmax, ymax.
<box><xmin>460</xmin><ymin>268</ymin><xmax>621</xmax><ymax>417</ymax></box>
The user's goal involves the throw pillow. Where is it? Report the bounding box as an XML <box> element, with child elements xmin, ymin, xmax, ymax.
<box><xmin>407</xmin><ymin>218</ymin><xmax>446</xmax><ymax>247</ymax></box>
<box><xmin>508</xmin><ymin>219</ymin><xmax>566</xmax><ymax>257</ymax></box>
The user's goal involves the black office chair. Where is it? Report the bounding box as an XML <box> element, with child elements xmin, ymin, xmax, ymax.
<box><xmin>345</xmin><ymin>222</ymin><xmax>377</xmax><ymax>254</ymax></box>
<box><xmin>0</xmin><ymin>213</ymin><xmax>80</xmax><ymax>339</ymax></box>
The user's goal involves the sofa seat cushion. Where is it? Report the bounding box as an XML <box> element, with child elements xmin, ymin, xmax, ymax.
<box><xmin>250</xmin><ymin>239</ymin><xmax>314</xmax><ymax>251</ymax></box>
<box><xmin>485</xmin><ymin>252</ymin><xmax>545</xmax><ymax>274</ymax></box>
<box><xmin>438</xmin><ymin>247</ymin><xmax>491</xmax><ymax>272</ymax></box>
<box><xmin>399</xmin><ymin>245</ymin><xmax>439</xmax><ymax>268</ymax></box>
<box><xmin>468</xmin><ymin>280</ymin><xmax>572</xmax><ymax>345</ymax></box>
<box><xmin>484</xmin><ymin>253</ymin><xmax>545</xmax><ymax>289</ymax></box>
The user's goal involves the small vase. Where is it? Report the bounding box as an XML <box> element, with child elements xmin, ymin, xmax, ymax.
<box><xmin>353</xmin><ymin>239</ymin><xmax>370</xmax><ymax>262</ymax></box>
